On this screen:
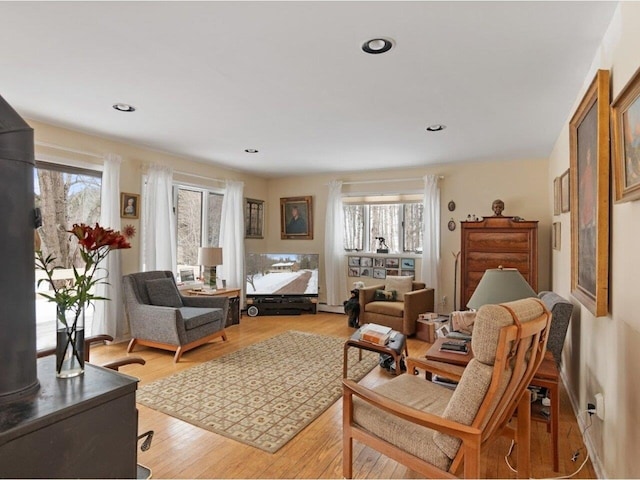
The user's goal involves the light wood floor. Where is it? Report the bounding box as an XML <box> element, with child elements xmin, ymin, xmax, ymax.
<box><xmin>90</xmin><ymin>312</ymin><xmax>596</xmax><ymax>479</ymax></box>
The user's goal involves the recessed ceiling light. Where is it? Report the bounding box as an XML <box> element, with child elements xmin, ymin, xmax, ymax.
<box><xmin>245</xmin><ymin>148</ymin><xmax>259</xmax><ymax>153</ymax></box>
<box><xmin>113</xmin><ymin>103</ymin><xmax>136</xmax><ymax>112</ymax></box>
<box><xmin>361</xmin><ymin>38</ymin><xmax>394</xmax><ymax>55</ymax></box>
<box><xmin>426</xmin><ymin>124</ymin><xmax>446</xmax><ymax>132</ymax></box>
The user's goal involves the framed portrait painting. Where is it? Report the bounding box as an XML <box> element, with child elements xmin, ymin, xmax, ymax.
<box><xmin>120</xmin><ymin>192</ymin><xmax>140</xmax><ymax>219</ymax></box>
<box><xmin>612</xmin><ymin>65</ymin><xmax>640</xmax><ymax>202</ymax></box>
<box><xmin>569</xmin><ymin>69</ymin><xmax>610</xmax><ymax>317</ymax></box>
<box><xmin>280</xmin><ymin>196</ymin><xmax>313</xmax><ymax>240</ymax></box>
<box><xmin>553</xmin><ymin>176</ymin><xmax>561</xmax><ymax>215</ymax></box>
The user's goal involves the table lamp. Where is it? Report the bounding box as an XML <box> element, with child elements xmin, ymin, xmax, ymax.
<box><xmin>198</xmin><ymin>247</ymin><xmax>223</xmax><ymax>289</ymax></box>
<box><xmin>466</xmin><ymin>266</ymin><xmax>536</xmax><ymax>310</ymax></box>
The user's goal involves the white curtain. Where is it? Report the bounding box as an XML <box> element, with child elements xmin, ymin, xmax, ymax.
<box><xmin>420</xmin><ymin>175</ymin><xmax>441</xmax><ymax>303</ymax></box>
<box><xmin>325</xmin><ymin>180</ymin><xmax>347</xmax><ymax>306</ymax></box>
<box><xmin>141</xmin><ymin>164</ymin><xmax>176</xmax><ymax>272</ymax></box>
<box><xmin>92</xmin><ymin>153</ymin><xmax>125</xmax><ymax>340</ymax></box>
<box><xmin>219</xmin><ymin>180</ymin><xmax>245</xmax><ymax>301</ymax></box>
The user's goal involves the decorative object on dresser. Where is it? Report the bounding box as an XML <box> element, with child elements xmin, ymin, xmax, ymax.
<box><xmin>460</xmin><ymin>216</ymin><xmax>538</xmax><ymax>310</ymax></box>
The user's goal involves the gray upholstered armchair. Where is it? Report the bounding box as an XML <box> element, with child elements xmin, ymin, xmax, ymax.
<box><xmin>538</xmin><ymin>291</ymin><xmax>573</xmax><ymax>366</ymax></box>
<box><xmin>123</xmin><ymin>271</ymin><xmax>229</xmax><ymax>362</ymax></box>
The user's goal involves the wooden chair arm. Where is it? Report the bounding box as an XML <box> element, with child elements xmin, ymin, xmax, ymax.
<box><xmin>84</xmin><ymin>334</ymin><xmax>114</xmax><ymax>361</ymax></box>
<box><xmin>407</xmin><ymin>356</ymin><xmax>465</xmax><ymax>383</ymax></box>
<box><xmin>343</xmin><ymin>378</ymin><xmax>480</xmax><ymax>441</ymax></box>
<box><xmin>101</xmin><ymin>356</ymin><xmax>146</xmax><ymax>371</ymax></box>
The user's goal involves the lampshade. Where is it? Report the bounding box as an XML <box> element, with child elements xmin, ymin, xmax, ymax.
<box><xmin>197</xmin><ymin>247</ymin><xmax>223</xmax><ymax>266</ymax></box>
<box><xmin>466</xmin><ymin>267</ymin><xmax>536</xmax><ymax>310</ymax></box>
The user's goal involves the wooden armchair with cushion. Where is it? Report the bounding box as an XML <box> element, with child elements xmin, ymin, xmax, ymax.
<box><xmin>358</xmin><ymin>275</ymin><xmax>434</xmax><ymax>335</ymax></box>
<box><xmin>343</xmin><ymin>298</ymin><xmax>551</xmax><ymax>478</ymax></box>
<box><xmin>123</xmin><ymin>270</ymin><xmax>229</xmax><ymax>362</ymax></box>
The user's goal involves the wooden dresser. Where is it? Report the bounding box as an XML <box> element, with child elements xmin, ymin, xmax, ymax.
<box><xmin>460</xmin><ymin>217</ymin><xmax>538</xmax><ymax>309</ymax></box>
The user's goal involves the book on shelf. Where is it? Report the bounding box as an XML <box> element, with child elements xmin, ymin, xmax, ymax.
<box><xmin>359</xmin><ymin>323</ymin><xmax>392</xmax><ymax>345</ymax></box>
<box><xmin>439</xmin><ymin>340</ymin><xmax>469</xmax><ymax>355</ymax></box>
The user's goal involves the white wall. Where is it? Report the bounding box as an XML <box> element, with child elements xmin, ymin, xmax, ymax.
<box><xmin>548</xmin><ymin>3</ymin><xmax>640</xmax><ymax>478</ymax></box>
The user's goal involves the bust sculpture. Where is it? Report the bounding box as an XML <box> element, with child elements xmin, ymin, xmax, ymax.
<box><xmin>492</xmin><ymin>199</ymin><xmax>505</xmax><ymax>216</ymax></box>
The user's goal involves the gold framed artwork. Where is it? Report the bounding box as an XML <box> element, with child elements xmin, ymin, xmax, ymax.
<box><xmin>120</xmin><ymin>192</ymin><xmax>140</xmax><ymax>219</ymax></box>
<box><xmin>569</xmin><ymin>69</ymin><xmax>610</xmax><ymax>317</ymax></box>
<box><xmin>552</xmin><ymin>222</ymin><xmax>561</xmax><ymax>251</ymax></box>
<box><xmin>612</xmin><ymin>65</ymin><xmax>640</xmax><ymax>202</ymax></box>
<box><xmin>560</xmin><ymin>169</ymin><xmax>570</xmax><ymax>213</ymax></box>
<box><xmin>280</xmin><ymin>196</ymin><xmax>313</xmax><ymax>240</ymax></box>
<box><xmin>553</xmin><ymin>176</ymin><xmax>561</xmax><ymax>215</ymax></box>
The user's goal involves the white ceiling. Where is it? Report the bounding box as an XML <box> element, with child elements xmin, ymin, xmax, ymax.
<box><xmin>1</xmin><ymin>1</ymin><xmax>618</xmax><ymax>178</ymax></box>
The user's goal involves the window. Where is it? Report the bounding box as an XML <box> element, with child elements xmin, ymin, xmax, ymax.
<box><xmin>34</xmin><ymin>161</ymin><xmax>102</xmax><ymax>348</ymax></box>
<box><xmin>174</xmin><ymin>185</ymin><xmax>223</xmax><ymax>279</ymax></box>
<box><xmin>343</xmin><ymin>196</ymin><xmax>423</xmax><ymax>253</ymax></box>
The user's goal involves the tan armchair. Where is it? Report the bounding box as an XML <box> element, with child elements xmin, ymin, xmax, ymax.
<box><xmin>343</xmin><ymin>298</ymin><xmax>550</xmax><ymax>478</ymax></box>
<box><xmin>358</xmin><ymin>280</ymin><xmax>434</xmax><ymax>335</ymax></box>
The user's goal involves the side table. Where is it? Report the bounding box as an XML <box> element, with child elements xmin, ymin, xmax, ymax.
<box><xmin>185</xmin><ymin>288</ymin><xmax>241</xmax><ymax>327</ymax></box>
<box><xmin>343</xmin><ymin>328</ymin><xmax>408</xmax><ymax>377</ymax></box>
<box><xmin>424</xmin><ymin>337</ymin><xmax>560</xmax><ymax>472</ymax></box>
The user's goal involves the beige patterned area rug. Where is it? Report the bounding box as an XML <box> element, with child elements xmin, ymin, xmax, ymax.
<box><xmin>136</xmin><ymin>330</ymin><xmax>378</xmax><ymax>453</ymax></box>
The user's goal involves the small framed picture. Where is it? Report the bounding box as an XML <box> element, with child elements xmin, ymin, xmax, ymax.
<box><xmin>401</xmin><ymin>258</ymin><xmax>415</xmax><ymax>269</ymax></box>
<box><xmin>552</xmin><ymin>222</ymin><xmax>561</xmax><ymax>251</ymax></box>
<box><xmin>245</xmin><ymin>198</ymin><xmax>264</xmax><ymax>238</ymax></box>
<box><xmin>386</xmin><ymin>268</ymin><xmax>399</xmax><ymax>276</ymax></box>
<box><xmin>348</xmin><ymin>267</ymin><xmax>360</xmax><ymax>277</ymax></box>
<box><xmin>120</xmin><ymin>192</ymin><xmax>140</xmax><ymax>219</ymax></box>
<box><xmin>348</xmin><ymin>256</ymin><xmax>361</xmax><ymax>267</ymax></box>
<box><xmin>385</xmin><ymin>258</ymin><xmax>399</xmax><ymax>268</ymax></box>
<box><xmin>360</xmin><ymin>257</ymin><xmax>372</xmax><ymax>267</ymax></box>
<box><xmin>560</xmin><ymin>169</ymin><xmax>570</xmax><ymax>213</ymax></box>
<box><xmin>360</xmin><ymin>267</ymin><xmax>372</xmax><ymax>277</ymax></box>
<box><xmin>400</xmin><ymin>270</ymin><xmax>414</xmax><ymax>277</ymax></box>
<box><xmin>373</xmin><ymin>268</ymin><xmax>386</xmax><ymax>279</ymax></box>
<box><xmin>373</xmin><ymin>258</ymin><xmax>385</xmax><ymax>267</ymax></box>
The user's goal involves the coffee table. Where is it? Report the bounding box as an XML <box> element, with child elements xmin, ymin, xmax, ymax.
<box><xmin>343</xmin><ymin>327</ymin><xmax>408</xmax><ymax>377</ymax></box>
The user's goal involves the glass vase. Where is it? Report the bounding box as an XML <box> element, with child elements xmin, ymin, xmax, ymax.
<box><xmin>56</xmin><ymin>307</ymin><xmax>85</xmax><ymax>378</ymax></box>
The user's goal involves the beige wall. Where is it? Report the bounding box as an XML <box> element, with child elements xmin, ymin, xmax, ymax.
<box><xmin>266</xmin><ymin>158</ymin><xmax>550</xmax><ymax>307</ymax></box>
<box><xmin>30</xmin><ymin>117</ymin><xmax>551</xmax><ymax>308</ymax></box>
<box><xmin>548</xmin><ymin>3</ymin><xmax>640</xmax><ymax>478</ymax></box>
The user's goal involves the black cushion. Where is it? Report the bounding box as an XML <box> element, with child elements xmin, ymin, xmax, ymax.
<box><xmin>146</xmin><ymin>278</ymin><xmax>184</xmax><ymax>308</ymax></box>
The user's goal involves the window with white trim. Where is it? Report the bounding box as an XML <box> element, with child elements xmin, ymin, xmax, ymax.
<box><xmin>34</xmin><ymin>161</ymin><xmax>102</xmax><ymax>348</ymax></box>
<box><xmin>174</xmin><ymin>185</ymin><xmax>224</xmax><ymax>279</ymax></box>
<box><xmin>343</xmin><ymin>194</ymin><xmax>424</xmax><ymax>253</ymax></box>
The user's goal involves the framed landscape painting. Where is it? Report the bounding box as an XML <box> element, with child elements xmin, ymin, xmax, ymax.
<box><xmin>612</xmin><ymin>65</ymin><xmax>640</xmax><ymax>202</ymax></box>
<box><xmin>569</xmin><ymin>69</ymin><xmax>610</xmax><ymax>317</ymax></box>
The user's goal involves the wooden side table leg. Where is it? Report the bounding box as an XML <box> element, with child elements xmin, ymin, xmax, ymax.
<box><xmin>343</xmin><ymin>343</ymin><xmax>350</xmax><ymax>378</ymax></box>
<box><xmin>551</xmin><ymin>381</ymin><xmax>559</xmax><ymax>472</ymax></box>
